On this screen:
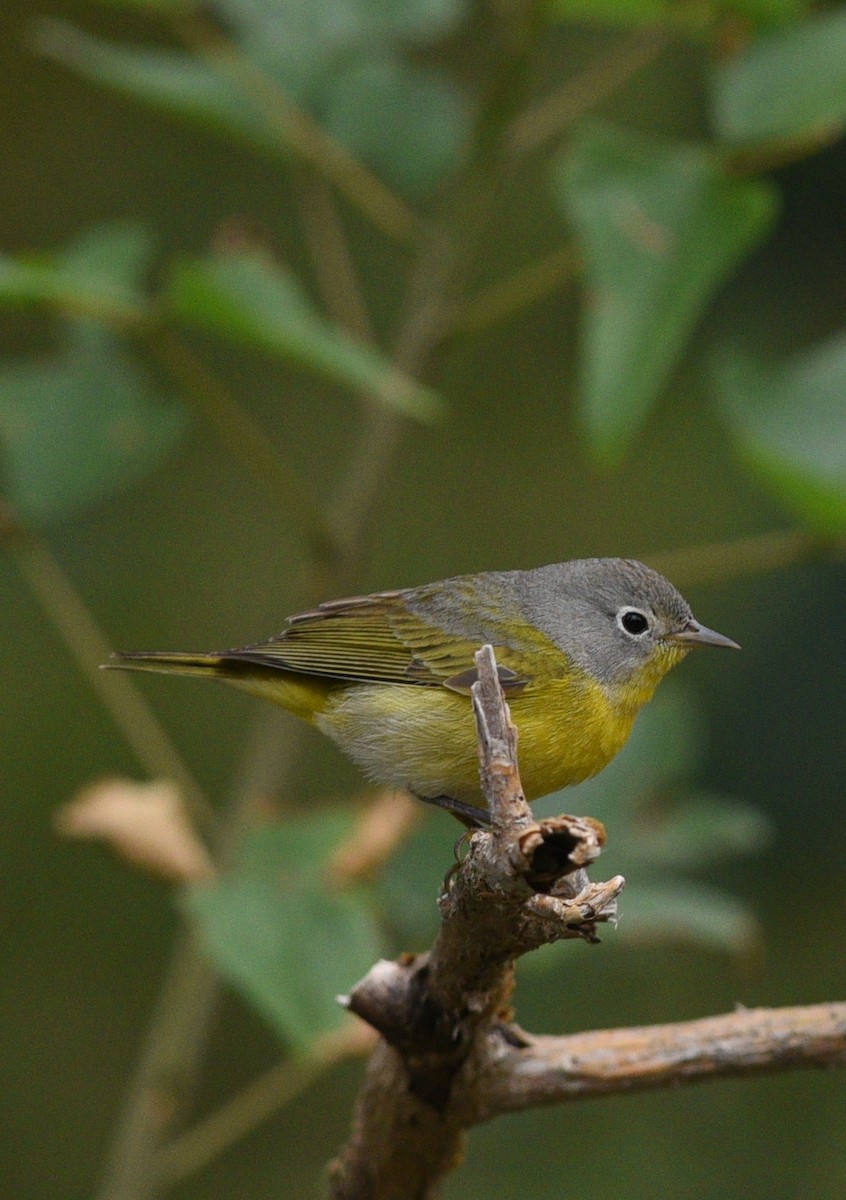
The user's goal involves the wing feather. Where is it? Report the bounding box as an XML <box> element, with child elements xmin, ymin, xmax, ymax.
<box><xmin>218</xmin><ymin>589</ymin><xmax>539</xmax><ymax>689</ymax></box>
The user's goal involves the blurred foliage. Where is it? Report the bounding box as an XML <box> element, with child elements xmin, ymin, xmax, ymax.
<box><xmin>554</xmin><ymin>120</ymin><xmax>776</xmax><ymax>458</ymax></box>
<box><xmin>186</xmin><ymin>811</ymin><xmax>385</xmax><ymax>1048</ymax></box>
<box><xmin>711</xmin><ymin>6</ymin><xmax>846</xmax><ymax>144</ymax></box>
<box><xmin>713</xmin><ymin>336</ymin><xmax>846</xmax><ymax>531</ymax></box>
<box><xmin>166</xmin><ymin>249</ymin><xmax>443</xmax><ymax>419</ymax></box>
<box><xmin>0</xmin><ymin>320</ymin><xmax>186</xmax><ymax>522</ymax></box>
<box><xmin>2</xmin><ymin>0</ymin><xmax>846</xmax><ymax>1196</ymax></box>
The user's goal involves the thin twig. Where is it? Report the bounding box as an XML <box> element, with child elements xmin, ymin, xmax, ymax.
<box><xmin>291</xmin><ymin>171</ymin><xmax>399</xmax><ymax>560</ymax></box>
<box><xmin>647</xmin><ymin>527</ymin><xmax>846</xmax><ymax>590</ymax></box>
<box><xmin>96</xmin><ymin>929</ymin><xmax>219</xmax><ymax>1200</ymax></box>
<box><xmin>159</xmin><ymin>1023</ymin><xmax>376</xmax><ymax>1186</ymax></box>
<box><xmin>293</xmin><ymin>172</ymin><xmax>375</xmax><ymax>344</ymax></box>
<box><xmin>150</xmin><ymin>330</ymin><xmax>341</xmax><ymax>566</ymax></box>
<box><xmin>0</xmin><ymin>501</ymin><xmax>219</xmax><ymax>838</ymax></box>
<box><xmin>173</xmin><ymin>11</ymin><xmax>417</xmax><ymax>243</ymax></box>
<box><xmin>508</xmin><ymin>28</ymin><xmax>671</xmax><ymax>156</ymax></box>
<box><xmin>446</xmin><ymin>243</ymin><xmax>580</xmax><ymax>339</ymax></box>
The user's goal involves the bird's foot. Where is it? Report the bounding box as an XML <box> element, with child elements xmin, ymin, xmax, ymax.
<box><xmin>416</xmin><ymin>792</ymin><xmax>492</xmax><ymax>828</ymax></box>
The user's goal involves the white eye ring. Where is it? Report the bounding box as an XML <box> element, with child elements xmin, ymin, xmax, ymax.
<box><xmin>617</xmin><ymin>607</ymin><xmax>651</xmax><ymax>637</ymax></box>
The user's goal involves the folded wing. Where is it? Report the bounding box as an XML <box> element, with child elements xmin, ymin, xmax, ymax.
<box><xmin>219</xmin><ymin>589</ymin><xmax>534</xmax><ymax>692</ymax></box>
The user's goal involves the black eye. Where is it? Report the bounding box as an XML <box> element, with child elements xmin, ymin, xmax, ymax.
<box><xmin>620</xmin><ymin>609</ymin><xmax>650</xmax><ymax>636</ymax></box>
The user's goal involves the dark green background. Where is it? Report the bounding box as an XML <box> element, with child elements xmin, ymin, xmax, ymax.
<box><xmin>2</xmin><ymin>2</ymin><xmax>844</xmax><ymax>1197</ymax></box>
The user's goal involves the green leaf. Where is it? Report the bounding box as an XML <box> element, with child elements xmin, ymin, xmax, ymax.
<box><xmin>217</xmin><ymin>0</ymin><xmax>466</xmax><ymax>61</ymax></box>
<box><xmin>625</xmin><ymin>793</ymin><xmax>772</xmax><ymax>870</ymax></box>
<box><xmin>33</xmin><ymin>21</ymin><xmax>278</xmax><ymax>159</ymax></box>
<box><xmin>186</xmin><ymin>812</ymin><xmax>384</xmax><ymax>1047</ymax></box>
<box><xmin>712</xmin><ymin>8</ymin><xmax>846</xmax><ymax>146</ymax></box>
<box><xmin>174</xmin><ymin>0</ymin><xmax>469</xmax><ymax>112</ymax></box>
<box><xmin>167</xmin><ymin>251</ymin><xmax>445</xmax><ymax>421</ymax></box>
<box><xmin>614</xmin><ymin>878</ymin><xmax>760</xmax><ymax>953</ymax></box>
<box><xmin>712</xmin><ymin>338</ymin><xmax>846</xmax><ymax>533</ymax></box>
<box><xmin>324</xmin><ymin>57</ymin><xmax>468</xmax><ymax>197</ymax></box>
<box><xmin>554</xmin><ymin>121</ymin><xmax>777</xmax><ymax>461</ymax></box>
<box><xmin>0</xmin><ymin>221</ymin><xmax>152</xmax><ymax>323</ymax></box>
<box><xmin>377</xmin><ymin>817</ymin><xmax>451</xmax><ymax>945</ymax></box>
<box><xmin>0</xmin><ymin>323</ymin><xmax>187</xmax><ymax>523</ymax></box>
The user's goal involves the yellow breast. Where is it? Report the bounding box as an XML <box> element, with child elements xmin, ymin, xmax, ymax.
<box><xmin>508</xmin><ymin>675</ymin><xmax>637</xmax><ymax>801</ymax></box>
<box><xmin>318</xmin><ymin>668</ymin><xmax>641</xmax><ymax>808</ymax></box>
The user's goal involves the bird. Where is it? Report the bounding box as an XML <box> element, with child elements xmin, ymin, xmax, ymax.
<box><xmin>108</xmin><ymin>558</ymin><xmax>738</xmax><ymax>823</ymax></box>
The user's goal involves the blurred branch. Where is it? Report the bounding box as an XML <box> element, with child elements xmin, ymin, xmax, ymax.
<box><xmin>159</xmin><ymin>1023</ymin><xmax>376</xmax><ymax>1186</ymax></box>
<box><xmin>95</xmin><ymin>703</ymin><xmax>308</xmax><ymax>1200</ymax></box>
<box><xmin>648</xmin><ymin>527</ymin><xmax>846</xmax><ymax>589</ymax></box>
<box><xmin>143</xmin><ymin>802</ymin><xmax>415</xmax><ymax>1187</ymax></box>
<box><xmin>149</xmin><ymin>329</ymin><xmax>342</xmax><ymax>566</ymax></box>
<box><xmin>0</xmin><ymin>499</ymin><xmax>218</xmax><ymax>837</ymax></box>
<box><xmin>471</xmin><ymin>1002</ymin><xmax>846</xmax><ymax>1118</ymax></box>
<box><xmin>291</xmin><ymin>172</ymin><xmax>399</xmax><ymax>558</ymax></box>
<box><xmin>330</xmin><ymin>645</ymin><xmax>623</xmax><ymax>1199</ymax></box>
<box><xmin>293</xmin><ymin>172</ymin><xmax>375</xmax><ymax>344</ymax></box>
<box><xmin>445</xmin><ymin>243</ymin><xmax>580</xmax><ymax>339</ymax></box>
<box><xmin>172</xmin><ymin>11</ymin><xmax>417</xmax><ymax>243</ymax></box>
<box><xmin>97</xmin><ymin>930</ymin><xmax>219</xmax><ymax>1200</ymax></box>
<box><xmin>468</xmin><ymin>0</ymin><xmax>550</xmax><ymax>165</ymax></box>
<box><xmin>326</xmin><ymin>791</ymin><xmax>422</xmax><ymax>888</ymax></box>
<box><xmin>508</xmin><ymin>28</ymin><xmax>670</xmax><ymax>156</ymax></box>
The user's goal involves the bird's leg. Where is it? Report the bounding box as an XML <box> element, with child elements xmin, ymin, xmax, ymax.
<box><xmin>415</xmin><ymin>793</ymin><xmax>492</xmax><ymax>828</ymax></box>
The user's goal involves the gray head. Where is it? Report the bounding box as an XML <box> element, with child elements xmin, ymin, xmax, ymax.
<box><xmin>515</xmin><ymin>558</ymin><xmax>738</xmax><ymax>687</ymax></box>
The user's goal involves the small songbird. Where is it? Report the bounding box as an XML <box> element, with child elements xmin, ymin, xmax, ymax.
<box><xmin>109</xmin><ymin>558</ymin><xmax>738</xmax><ymax>823</ymax></box>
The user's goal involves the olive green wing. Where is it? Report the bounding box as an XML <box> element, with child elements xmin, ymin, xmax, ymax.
<box><xmin>218</xmin><ymin>589</ymin><xmax>542</xmax><ymax>691</ymax></box>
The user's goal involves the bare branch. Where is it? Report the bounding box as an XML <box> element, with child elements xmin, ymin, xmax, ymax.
<box><xmin>445</xmin><ymin>244</ymin><xmax>580</xmax><ymax>339</ymax></box>
<box><xmin>329</xmin><ymin>645</ymin><xmax>623</xmax><ymax>1199</ymax></box>
<box><xmin>0</xmin><ymin>500</ymin><xmax>219</xmax><ymax>839</ymax></box>
<box><xmin>469</xmin><ymin>1002</ymin><xmax>846</xmax><ymax>1122</ymax></box>
<box><xmin>329</xmin><ymin>646</ymin><xmax>846</xmax><ymax>1199</ymax></box>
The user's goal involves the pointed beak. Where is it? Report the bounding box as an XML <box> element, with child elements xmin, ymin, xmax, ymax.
<box><xmin>669</xmin><ymin>619</ymin><xmax>741</xmax><ymax>650</ymax></box>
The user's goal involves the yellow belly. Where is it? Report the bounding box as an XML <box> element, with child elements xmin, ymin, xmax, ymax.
<box><xmin>317</xmin><ymin>673</ymin><xmax>638</xmax><ymax>808</ymax></box>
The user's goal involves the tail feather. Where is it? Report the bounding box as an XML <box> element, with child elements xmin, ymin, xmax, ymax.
<box><xmin>106</xmin><ymin>648</ymin><xmax>330</xmax><ymax>723</ymax></box>
<box><xmin>106</xmin><ymin>650</ymin><xmax>226</xmax><ymax>677</ymax></box>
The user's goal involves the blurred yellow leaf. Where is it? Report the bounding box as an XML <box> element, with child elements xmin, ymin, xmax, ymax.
<box><xmin>56</xmin><ymin>776</ymin><xmax>216</xmax><ymax>884</ymax></box>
